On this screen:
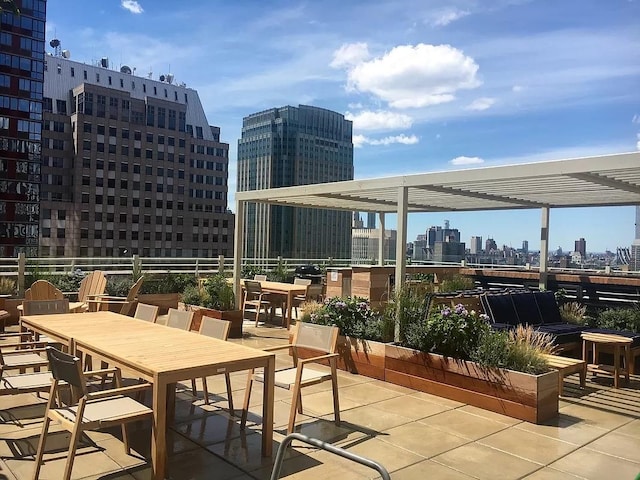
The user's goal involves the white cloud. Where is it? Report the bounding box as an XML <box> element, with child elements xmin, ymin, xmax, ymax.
<box><xmin>512</xmin><ymin>85</ymin><xmax>524</xmax><ymax>92</ymax></box>
<box><xmin>348</xmin><ymin>102</ymin><xmax>364</xmax><ymax>109</ymax></box>
<box><xmin>632</xmin><ymin>114</ymin><xmax>640</xmax><ymax>124</ymax></box>
<box><xmin>121</xmin><ymin>1</ymin><xmax>143</xmax><ymax>14</ymax></box>
<box><xmin>330</xmin><ymin>42</ymin><xmax>370</xmax><ymax>69</ymax></box>
<box><xmin>354</xmin><ymin>134</ymin><xmax>419</xmax><ymax>147</ymax></box>
<box><xmin>636</xmin><ymin>133</ymin><xmax>640</xmax><ymax>151</ymax></box>
<box><xmin>346</xmin><ymin>43</ymin><xmax>481</xmax><ymax>109</ymax></box>
<box><xmin>345</xmin><ymin>110</ymin><xmax>413</xmax><ymax>131</ymax></box>
<box><xmin>450</xmin><ymin>156</ymin><xmax>485</xmax><ymax>165</ymax></box>
<box><xmin>466</xmin><ymin>97</ymin><xmax>496</xmax><ymax>111</ymax></box>
<box><xmin>429</xmin><ymin>8</ymin><xmax>470</xmax><ymax>27</ymax></box>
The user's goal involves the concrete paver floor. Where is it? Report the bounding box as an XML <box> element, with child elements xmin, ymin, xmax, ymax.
<box><xmin>1</xmin><ymin>319</ymin><xmax>640</xmax><ymax>479</ymax></box>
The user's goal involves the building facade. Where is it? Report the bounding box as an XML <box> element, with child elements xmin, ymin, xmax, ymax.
<box><xmin>574</xmin><ymin>237</ymin><xmax>586</xmax><ymax>258</ymax></box>
<box><xmin>237</xmin><ymin>105</ymin><xmax>353</xmax><ymax>259</ymax></box>
<box><xmin>40</xmin><ymin>55</ymin><xmax>233</xmax><ymax>257</ymax></box>
<box><xmin>0</xmin><ymin>0</ymin><xmax>46</xmax><ymax>257</ymax></box>
<box><xmin>352</xmin><ymin>228</ymin><xmax>397</xmax><ymax>263</ymax></box>
<box><xmin>470</xmin><ymin>236</ymin><xmax>482</xmax><ymax>255</ymax></box>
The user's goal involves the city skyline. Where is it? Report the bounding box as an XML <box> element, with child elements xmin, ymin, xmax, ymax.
<box><xmin>41</xmin><ymin>0</ymin><xmax>640</xmax><ymax>253</ymax></box>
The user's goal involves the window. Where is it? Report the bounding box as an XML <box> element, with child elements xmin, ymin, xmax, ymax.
<box><xmin>58</xmin><ymin>210</ymin><xmax>66</xmax><ymax>220</ymax></box>
<box><xmin>57</xmin><ymin>228</ymin><xmax>65</xmax><ymax>238</ymax></box>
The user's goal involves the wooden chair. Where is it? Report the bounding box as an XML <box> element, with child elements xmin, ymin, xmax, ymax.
<box><xmin>134</xmin><ymin>303</ymin><xmax>159</xmax><ymax>322</ymax></box>
<box><xmin>87</xmin><ymin>276</ymin><xmax>144</xmax><ymax>316</ymax></box>
<box><xmin>241</xmin><ymin>322</ymin><xmax>340</xmax><ymax>434</ymax></box>
<box><xmin>192</xmin><ymin>316</ymin><xmax>234</xmax><ymax>413</ymax></box>
<box><xmin>22</xmin><ymin>299</ymin><xmax>70</xmax><ymax>316</ymax></box>
<box><xmin>29</xmin><ymin>280</ymin><xmax>64</xmax><ymax>300</ymax></box>
<box><xmin>33</xmin><ymin>347</ymin><xmax>152</xmax><ymax>480</ymax></box>
<box><xmin>243</xmin><ymin>280</ymin><xmax>272</xmax><ymax>326</ymax></box>
<box><xmin>76</xmin><ymin>271</ymin><xmax>107</xmax><ymax>312</ymax></box>
<box><xmin>166</xmin><ymin>308</ymin><xmax>194</xmax><ymax>330</ymax></box>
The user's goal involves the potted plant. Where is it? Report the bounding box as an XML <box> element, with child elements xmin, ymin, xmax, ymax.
<box><xmin>138</xmin><ymin>273</ymin><xmax>195</xmax><ymax>314</ymax></box>
<box><xmin>181</xmin><ymin>273</ymin><xmax>243</xmax><ymax>338</ymax></box>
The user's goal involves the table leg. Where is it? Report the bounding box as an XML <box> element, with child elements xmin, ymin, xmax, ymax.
<box><xmin>613</xmin><ymin>345</ymin><xmax>620</xmax><ymax>389</ymax></box>
<box><xmin>624</xmin><ymin>345</ymin><xmax>630</xmax><ymax>383</ymax></box>
<box><xmin>286</xmin><ymin>292</ymin><xmax>293</xmax><ymax>330</ymax></box>
<box><xmin>261</xmin><ymin>355</ymin><xmax>275</xmax><ymax>457</ymax></box>
<box><xmin>152</xmin><ymin>378</ymin><xmax>168</xmax><ymax>480</ymax></box>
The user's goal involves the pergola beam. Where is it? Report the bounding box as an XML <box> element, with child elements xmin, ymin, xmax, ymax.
<box><xmin>568</xmin><ymin>173</ymin><xmax>640</xmax><ymax>195</ymax></box>
<box><xmin>416</xmin><ymin>184</ymin><xmax>546</xmax><ymax>208</ymax></box>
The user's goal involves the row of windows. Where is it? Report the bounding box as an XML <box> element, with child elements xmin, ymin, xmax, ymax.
<box><xmin>77</xmin><ymin>211</ymin><xmax>228</xmax><ymax>229</ymax></box>
<box><xmin>0</xmin><ymin>52</ymin><xmax>44</xmax><ymax>78</ymax></box>
<box><xmin>0</xmin><ymin>10</ymin><xmax>46</xmax><ymax>36</ymax></box>
<box><xmin>0</xmin><ymin>95</ymin><xmax>42</xmax><ymax>116</ymax></box>
<box><xmin>0</xmin><ymin>32</ymin><xmax>45</xmax><ymax>60</ymax></box>
<box><xmin>40</xmin><ymin>246</ymin><xmax>231</xmax><ymax>258</ymax></box>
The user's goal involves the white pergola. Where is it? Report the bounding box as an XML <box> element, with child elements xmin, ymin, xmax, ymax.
<box><xmin>232</xmin><ymin>152</ymin><xmax>640</xmax><ymax>303</ymax></box>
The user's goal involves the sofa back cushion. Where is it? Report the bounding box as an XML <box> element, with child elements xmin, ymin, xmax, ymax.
<box><xmin>482</xmin><ymin>293</ymin><xmax>520</xmax><ymax>326</ymax></box>
<box><xmin>533</xmin><ymin>291</ymin><xmax>563</xmax><ymax>324</ymax></box>
<box><xmin>510</xmin><ymin>292</ymin><xmax>543</xmax><ymax>325</ymax></box>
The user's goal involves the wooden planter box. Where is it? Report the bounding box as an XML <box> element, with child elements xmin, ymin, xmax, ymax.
<box><xmin>186</xmin><ymin>305</ymin><xmax>244</xmax><ymax>338</ymax></box>
<box><xmin>138</xmin><ymin>293</ymin><xmax>180</xmax><ymax>315</ymax></box>
<box><xmin>290</xmin><ymin>334</ymin><xmax>387</xmax><ymax>380</ymax></box>
<box><xmin>385</xmin><ymin>344</ymin><xmax>558</xmax><ymax>424</ymax></box>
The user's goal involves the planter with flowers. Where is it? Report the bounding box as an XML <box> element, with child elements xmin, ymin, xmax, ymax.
<box><xmin>385</xmin><ymin>303</ymin><xmax>558</xmax><ymax>423</ymax></box>
<box><xmin>297</xmin><ymin>296</ymin><xmax>391</xmax><ymax>380</ymax></box>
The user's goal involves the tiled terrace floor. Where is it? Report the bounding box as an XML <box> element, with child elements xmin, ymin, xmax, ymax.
<box><xmin>2</xmin><ymin>321</ymin><xmax>640</xmax><ymax>479</ymax></box>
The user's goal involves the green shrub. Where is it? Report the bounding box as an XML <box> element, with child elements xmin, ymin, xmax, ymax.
<box><xmin>49</xmin><ymin>269</ymin><xmax>86</xmax><ymax>293</ymax></box>
<box><xmin>596</xmin><ymin>306</ymin><xmax>640</xmax><ymax>332</ymax></box>
<box><xmin>403</xmin><ymin>304</ymin><xmax>490</xmax><ymax>358</ymax></box>
<box><xmin>268</xmin><ymin>258</ymin><xmax>292</xmax><ymax>283</ymax></box>
<box><xmin>241</xmin><ymin>264</ymin><xmax>266</xmax><ymax>280</ymax></box>
<box><xmin>181</xmin><ymin>284</ymin><xmax>207</xmax><ymax>307</ymax></box>
<box><xmin>0</xmin><ymin>277</ymin><xmax>16</xmax><ymax>295</ymax></box>
<box><xmin>384</xmin><ymin>283</ymin><xmax>431</xmax><ymax>343</ymax></box>
<box><xmin>106</xmin><ymin>277</ymin><xmax>133</xmax><ymax>297</ymax></box>
<box><xmin>438</xmin><ymin>274</ymin><xmax>475</xmax><ymax>293</ymax></box>
<box><xmin>305</xmin><ymin>296</ymin><xmax>385</xmax><ymax>341</ymax></box>
<box><xmin>140</xmin><ymin>273</ymin><xmax>197</xmax><ymax>294</ymax></box>
<box><xmin>201</xmin><ymin>273</ymin><xmax>235</xmax><ymax>310</ymax></box>
<box><xmin>471</xmin><ymin>325</ymin><xmax>553</xmax><ymax>375</ymax></box>
<box><xmin>559</xmin><ymin>301</ymin><xmax>588</xmax><ymax>325</ymax></box>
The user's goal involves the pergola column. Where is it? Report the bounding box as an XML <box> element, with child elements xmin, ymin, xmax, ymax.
<box><xmin>378</xmin><ymin>212</ymin><xmax>385</xmax><ymax>266</ymax></box>
<box><xmin>233</xmin><ymin>199</ymin><xmax>245</xmax><ymax>309</ymax></box>
<box><xmin>539</xmin><ymin>206</ymin><xmax>549</xmax><ymax>291</ymax></box>
<box><xmin>395</xmin><ymin>187</ymin><xmax>408</xmax><ymax>342</ymax></box>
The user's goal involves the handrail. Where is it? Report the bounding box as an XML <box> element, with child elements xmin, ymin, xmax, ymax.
<box><xmin>270</xmin><ymin>432</ymin><xmax>391</xmax><ymax>480</ymax></box>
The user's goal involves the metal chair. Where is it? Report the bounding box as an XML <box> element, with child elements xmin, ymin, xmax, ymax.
<box><xmin>33</xmin><ymin>347</ymin><xmax>152</xmax><ymax>480</ymax></box>
<box><xmin>241</xmin><ymin>322</ymin><xmax>340</xmax><ymax>434</ymax></box>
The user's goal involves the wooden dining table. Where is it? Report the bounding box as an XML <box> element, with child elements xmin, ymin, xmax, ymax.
<box><xmin>20</xmin><ymin>311</ymin><xmax>276</xmax><ymax>480</ymax></box>
<box><xmin>238</xmin><ymin>279</ymin><xmax>307</xmax><ymax>330</ymax></box>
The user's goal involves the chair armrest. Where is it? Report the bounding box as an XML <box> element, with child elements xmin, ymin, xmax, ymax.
<box><xmin>298</xmin><ymin>353</ymin><xmax>339</xmax><ymax>365</ymax></box>
<box><xmin>1</xmin><ymin>342</ymin><xmax>50</xmax><ymax>350</ymax></box>
<box><xmin>0</xmin><ymin>332</ymin><xmax>32</xmax><ymax>339</ymax></box>
<box><xmin>262</xmin><ymin>344</ymin><xmax>292</xmax><ymax>353</ymax></box>
<box><xmin>86</xmin><ymin>382</ymin><xmax>152</xmax><ymax>401</ymax></box>
<box><xmin>83</xmin><ymin>367</ymin><xmax>119</xmax><ymax>378</ymax></box>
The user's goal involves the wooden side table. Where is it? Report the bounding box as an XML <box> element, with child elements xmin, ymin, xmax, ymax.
<box><xmin>542</xmin><ymin>354</ymin><xmax>586</xmax><ymax>396</ymax></box>
<box><xmin>581</xmin><ymin>332</ymin><xmax>632</xmax><ymax>388</ymax></box>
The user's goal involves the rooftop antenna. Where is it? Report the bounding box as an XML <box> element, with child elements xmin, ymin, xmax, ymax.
<box><xmin>147</xmin><ymin>67</ymin><xmax>153</xmax><ymax>79</ymax></box>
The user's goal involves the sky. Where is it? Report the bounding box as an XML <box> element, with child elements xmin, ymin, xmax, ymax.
<box><xmin>46</xmin><ymin>0</ymin><xmax>640</xmax><ymax>253</ymax></box>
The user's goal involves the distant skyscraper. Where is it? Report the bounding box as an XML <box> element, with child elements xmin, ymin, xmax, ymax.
<box><xmin>485</xmin><ymin>238</ymin><xmax>497</xmax><ymax>252</ymax></box>
<box><xmin>0</xmin><ymin>1</ymin><xmax>46</xmax><ymax>257</ymax></box>
<box><xmin>427</xmin><ymin>221</ymin><xmax>460</xmax><ymax>249</ymax></box>
<box><xmin>470</xmin><ymin>236</ymin><xmax>482</xmax><ymax>254</ymax></box>
<box><xmin>352</xmin><ymin>227</ymin><xmax>397</xmax><ymax>262</ymax></box>
<box><xmin>237</xmin><ymin>105</ymin><xmax>353</xmax><ymax>259</ymax></box>
<box><xmin>575</xmin><ymin>238</ymin><xmax>587</xmax><ymax>258</ymax></box>
<box><xmin>367</xmin><ymin>212</ymin><xmax>376</xmax><ymax>229</ymax></box>
<box><xmin>522</xmin><ymin>240</ymin><xmax>529</xmax><ymax>253</ymax></box>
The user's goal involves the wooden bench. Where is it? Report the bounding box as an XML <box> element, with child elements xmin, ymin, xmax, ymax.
<box><xmin>542</xmin><ymin>354</ymin><xmax>586</xmax><ymax>396</ymax></box>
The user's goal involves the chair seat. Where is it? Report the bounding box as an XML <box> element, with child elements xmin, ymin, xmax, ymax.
<box><xmin>255</xmin><ymin>366</ymin><xmax>332</xmax><ymax>389</ymax></box>
<box><xmin>53</xmin><ymin>395</ymin><xmax>152</xmax><ymax>425</ymax></box>
<box><xmin>1</xmin><ymin>372</ymin><xmax>52</xmax><ymax>391</ymax></box>
<box><xmin>3</xmin><ymin>351</ymin><xmax>48</xmax><ymax>368</ymax></box>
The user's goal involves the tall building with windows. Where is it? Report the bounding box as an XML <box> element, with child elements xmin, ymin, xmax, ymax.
<box><xmin>40</xmin><ymin>54</ymin><xmax>233</xmax><ymax>257</ymax></box>
<box><xmin>470</xmin><ymin>236</ymin><xmax>482</xmax><ymax>255</ymax></box>
<box><xmin>0</xmin><ymin>0</ymin><xmax>46</xmax><ymax>257</ymax></box>
<box><xmin>574</xmin><ymin>237</ymin><xmax>586</xmax><ymax>258</ymax></box>
<box><xmin>237</xmin><ymin>105</ymin><xmax>353</xmax><ymax>259</ymax></box>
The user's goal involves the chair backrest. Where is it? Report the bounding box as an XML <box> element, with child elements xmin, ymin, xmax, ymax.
<box><xmin>293</xmin><ymin>322</ymin><xmax>339</xmax><ymax>354</ymax></box>
<box><xmin>305</xmin><ymin>284</ymin><xmax>324</xmax><ymax>301</ymax></box>
<box><xmin>293</xmin><ymin>278</ymin><xmax>312</xmax><ymax>286</ymax></box>
<box><xmin>46</xmin><ymin>346</ymin><xmax>85</xmax><ymax>392</ymax></box>
<box><xmin>77</xmin><ymin>271</ymin><xmax>107</xmax><ymax>302</ymax></box>
<box><xmin>24</xmin><ymin>287</ymin><xmax>32</xmax><ymax>300</ymax></box>
<box><xmin>29</xmin><ymin>280</ymin><xmax>64</xmax><ymax>300</ymax></box>
<box><xmin>166</xmin><ymin>308</ymin><xmax>194</xmax><ymax>330</ymax></box>
<box><xmin>22</xmin><ymin>299</ymin><xmax>70</xmax><ymax>316</ymax></box>
<box><xmin>253</xmin><ymin>274</ymin><xmax>267</xmax><ymax>281</ymax></box>
<box><xmin>119</xmin><ymin>276</ymin><xmax>145</xmax><ymax>316</ymax></box>
<box><xmin>134</xmin><ymin>303</ymin><xmax>159</xmax><ymax>322</ymax></box>
<box><xmin>199</xmin><ymin>316</ymin><xmax>230</xmax><ymax>340</ymax></box>
<box><xmin>244</xmin><ymin>280</ymin><xmax>262</xmax><ymax>294</ymax></box>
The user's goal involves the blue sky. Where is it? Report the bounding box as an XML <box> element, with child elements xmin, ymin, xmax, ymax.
<box><xmin>47</xmin><ymin>0</ymin><xmax>640</xmax><ymax>253</ymax></box>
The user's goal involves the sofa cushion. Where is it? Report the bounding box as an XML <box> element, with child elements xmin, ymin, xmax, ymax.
<box><xmin>511</xmin><ymin>292</ymin><xmax>543</xmax><ymax>325</ymax></box>
<box><xmin>482</xmin><ymin>294</ymin><xmax>519</xmax><ymax>326</ymax></box>
<box><xmin>535</xmin><ymin>323</ymin><xmax>586</xmax><ymax>345</ymax></box>
<box><xmin>533</xmin><ymin>291</ymin><xmax>563</xmax><ymax>324</ymax></box>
